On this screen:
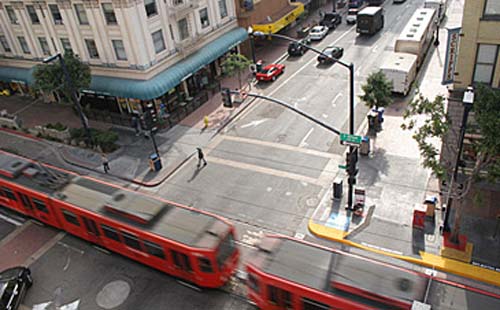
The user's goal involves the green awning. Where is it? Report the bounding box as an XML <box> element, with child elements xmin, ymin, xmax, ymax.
<box><xmin>90</xmin><ymin>27</ymin><xmax>248</xmax><ymax>100</ymax></box>
<box><xmin>0</xmin><ymin>66</ymin><xmax>34</xmax><ymax>85</ymax></box>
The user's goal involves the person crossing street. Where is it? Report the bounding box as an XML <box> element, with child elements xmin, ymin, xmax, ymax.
<box><xmin>196</xmin><ymin>147</ymin><xmax>207</xmax><ymax>168</ymax></box>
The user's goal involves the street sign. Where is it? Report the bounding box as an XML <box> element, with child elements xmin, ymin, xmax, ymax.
<box><xmin>340</xmin><ymin>133</ymin><xmax>362</xmax><ymax>146</ymax></box>
<box><xmin>338</xmin><ymin>164</ymin><xmax>347</xmax><ymax>169</ymax></box>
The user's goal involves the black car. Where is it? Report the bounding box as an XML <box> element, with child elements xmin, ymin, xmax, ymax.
<box><xmin>0</xmin><ymin>267</ymin><xmax>32</xmax><ymax>310</ymax></box>
<box><xmin>317</xmin><ymin>46</ymin><xmax>344</xmax><ymax>64</ymax></box>
<box><xmin>287</xmin><ymin>38</ymin><xmax>311</xmax><ymax>56</ymax></box>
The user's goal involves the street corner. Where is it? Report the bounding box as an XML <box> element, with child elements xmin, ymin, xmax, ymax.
<box><xmin>308</xmin><ymin>220</ymin><xmax>348</xmax><ymax>243</ymax></box>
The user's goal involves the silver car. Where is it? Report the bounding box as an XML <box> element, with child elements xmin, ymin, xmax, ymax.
<box><xmin>309</xmin><ymin>25</ymin><xmax>329</xmax><ymax>41</ymax></box>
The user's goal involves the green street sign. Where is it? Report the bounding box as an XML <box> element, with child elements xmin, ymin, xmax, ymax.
<box><xmin>340</xmin><ymin>133</ymin><xmax>362</xmax><ymax>146</ymax></box>
<box><xmin>338</xmin><ymin>164</ymin><xmax>347</xmax><ymax>169</ymax></box>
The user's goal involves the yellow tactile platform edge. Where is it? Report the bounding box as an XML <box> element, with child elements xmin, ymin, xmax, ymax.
<box><xmin>309</xmin><ymin>221</ymin><xmax>500</xmax><ymax>287</ymax></box>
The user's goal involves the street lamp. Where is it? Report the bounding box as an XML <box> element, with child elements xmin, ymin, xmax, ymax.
<box><xmin>247</xmin><ymin>26</ymin><xmax>257</xmax><ymax>64</ymax></box>
<box><xmin>434</xmin><ymin>4</ymin><xmax>442</xmax><ymax>46</ymax></box>
<box><xmin>442</xmin><ymin>86</ymin><xmax>474</xmax><ymax>233</ymax></box>
<box><xmin>250</xmin><ymin>29</ymin><xmax>358</xmax><ymax>211</ymax></box>
<box><xmin>43</xmin><ymin>53</ymin><xmax>92</xmax><ymax>145</ymax></box>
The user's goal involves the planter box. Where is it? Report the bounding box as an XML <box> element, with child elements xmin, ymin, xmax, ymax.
<box><xmin>30</xmin><ymin>125</ymin><xmax>71</xmax><ymax>141</ymax></box>
<box><xmin>0</xmin><ymin>110</ymin><xmax>22</xmax><ymax>129</ymax></box>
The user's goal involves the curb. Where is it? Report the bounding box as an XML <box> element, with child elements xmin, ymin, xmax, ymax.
<box><xmin>308</xmin><ymin>220</ymin><xmax>500</xmax><ymax>287</ymax></box>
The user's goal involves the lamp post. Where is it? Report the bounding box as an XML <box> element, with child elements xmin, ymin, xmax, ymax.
<box><xmin>434</xmin><ymin>4</ymin><xmax>442</xmax><ymax>46</ymax></box>
<box><xmin>442</xmin><ymin>86</ymin><xmax>474</xmax><ymax>233</ymax></box>
<box><xmin>43</xmin><ymin>53</ymin><xmax>92</xmax><ymax>145</ymax></box>
<box><xmin>250</xmin><ymin>30</ymin><xmax>358</xmax><ymax>210</ymax></box>
<box><xmin>247</xmin><ymin>27</ymin><xmax>257</xmax><ymax>64</ymax></box>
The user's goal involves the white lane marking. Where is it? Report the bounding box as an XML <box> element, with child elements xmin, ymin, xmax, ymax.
<box><xmin>177</xmin><ymin>280</ymin><xmax>202</xmax><ymax>292</ymax></box>
<box><xmin>322</xmin><ymin>113</ymin><xmax>328</xmax><ymax>118</ymax></box>
<box><xmin>240</xmin><ymin>119</ymin><xmax>268</xmax><ymax>128</ymax></box>
<box><xmin>0</xmin><ymin>213</ymin><xmax>23</xmax><ymax>226</ymax></box>
<box><xmin>299</xmin><ymin>128</ymin><xmax>314</xmax><ymax>148</ymax></box>
<box><xmin>331</xmin><ymin>93</ymin><xmax>343</xmax><ymax>107</ymax></box>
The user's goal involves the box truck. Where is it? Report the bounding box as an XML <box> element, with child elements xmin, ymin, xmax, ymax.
<box><xmin>380</xmin><ymin>52</ymin><xmax>418</xmax><ymax>96</ymax></box>
<box><xmin>356</xmin><ymin>6</ymin><xmax>384</xmax><ymax>35</ymax></box>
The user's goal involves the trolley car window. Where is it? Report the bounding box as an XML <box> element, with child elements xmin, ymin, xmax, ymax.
<box><xmin>62</xmin><ymin>209</ymin><xmax>80</xmax><ymax>226</ymax></box>
<box><xmin>1</xmin><ymin>187</ymin><xmax>17</xmax><ymax>201</ymax></box>
<box><xmin>198</xmin><ymin>257</ymin><xmax>213</xmax><ymax>273</ymax></box>
<box><xmin>216</xmin><ymin>233</ymin><xmax>236</xmax><ymax>268</ymax></box>
<box><xmin>32</xmin><ymin>198</ymin><xmax>48</xmax><ymax>213</ymax></box>
<box><xmin>121</xmin><ymin>231</ymin><xmax>141</xmax><ymax>250</ymax></box>
<box><xmin>172</xmin><ymin>250</ymin><xmax>193</xmax><ymax>272</ymax></box>
<box><xmin>144</xmin><ymin>241</ymin><xmax>165</xmax><ymax>259</ymax></box>
<box><xmin>101</xmin><ymin>224</ymin><xmax>121</xmax><ymax>242</ymax></box>
<box><xmin>248</xmin><ymin>274</ymin><xmax>260</xmax><ymax>293</ymax></box>
<box><xmin>268</xmin><ymin>285</ymin><xmax>278</xmax><ymax>304</ymax></box>
<box><xmin>18</xmin><ymin>193</ymin><xmax>33</xmax><ymax>210</ymax></box>
<box><xmin>82</xmin><ymin>217</ymin><xmax>100</xmax><ymax>236</ymax></box>
<box><xmin>302</xmin><ymin>298</ymin><xmax>330</xmax><ymax>310</ymax></box>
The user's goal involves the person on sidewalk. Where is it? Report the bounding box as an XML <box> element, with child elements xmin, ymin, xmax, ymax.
<box><xmin>131</xmin><ymin>115</ymin><xmax>140</xmax><ymax>136</ymax></box>
<box><xmin>102</xmin><ymin>154</ymin><xmax>110</xmax><ymax>173</ymax></box>
<box><xmin>196</xmin><ymin>147</ymin><xmax>207</xmax><ymax>168</ymax></box>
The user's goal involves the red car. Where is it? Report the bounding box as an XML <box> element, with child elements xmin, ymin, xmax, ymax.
<box><xmin>256</xmin><ymin>64</ymin><xmax>285</xmax><ymax>82</ymax></box>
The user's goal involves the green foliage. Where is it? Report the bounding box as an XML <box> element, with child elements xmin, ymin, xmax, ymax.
<box><xmin>33</xmin><ymin>52</ymin><xmax>91</xmax><ymax>102</ymax></box>
<box><xmin>70</xmin><ymin>128</ymin><xmax>118</xmax><ymax>153</ymax></box>
<box><xmin>359</xmin><ymin>70</ymin><xmax>393</xmax><ymax>110</ymax></box>
<box><xmin>401</xmin><ymin>92</ymin><xmax>449</xmax><ymax>179</ymax></box>
<box><xmin>221</xmin><ymin>53</ymin><xmax>252</xmax><ymax>89</ymax></box>
<box><xmin>45</xmin><ymin>122</ymin><xmax>67</xmax><ymax>131</ymax></box>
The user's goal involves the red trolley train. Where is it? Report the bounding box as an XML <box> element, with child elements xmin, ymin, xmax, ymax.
<box><xmin>0</xmin><ymin>151</ymin><xmax>238</xmax><ymax>288</ymax></box>
<box><xmin>246</xmin><ymin>235</ymin><xmax>500</xmax><ymax>310</ymax></box>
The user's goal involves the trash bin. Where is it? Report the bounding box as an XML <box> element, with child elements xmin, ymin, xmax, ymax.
<box><xmin>360</xmin><ymin>136</ymin><xmax>370</xmax><ymax>156</ymax></box>
<box><xmin>333</xmin><ymin>177</ymin><xmax>343</xmax><ymax>200</ymax></box>
<box><xmin>149</xmin><ymin>153</ymin><xmax>162</xmax><ymax>172</ymax></box>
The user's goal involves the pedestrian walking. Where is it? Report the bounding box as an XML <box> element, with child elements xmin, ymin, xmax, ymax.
<box><xmin>102</xmin><ymin>154</ymin><xmax>110</xmax><ymax>173</ymax></box>
<box><xmin>196</xmin><ymin>147</ymin><xmax>207</xmax><ymax>168</ymax></box>
<box><xmin>131</xmin><ymin>115</ymin><xmax>140</xmax><ymax>136</ymax></box>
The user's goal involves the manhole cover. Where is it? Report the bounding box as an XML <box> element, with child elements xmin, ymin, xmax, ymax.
<box><xmin>96</xmin><ymin>280</ymin><xmax>131</xmax><ymax>309</ymax></box>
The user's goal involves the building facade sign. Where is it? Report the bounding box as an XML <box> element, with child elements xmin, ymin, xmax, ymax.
<box><xmin>442</xmin><ymin>27</ymin><xmax>461</xmax><ymax>85</ymax></box>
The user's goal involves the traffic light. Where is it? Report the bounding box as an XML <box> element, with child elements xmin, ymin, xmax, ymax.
<box><xmin>221</xmin><ymin>88</ymin><xmax>232</xmax><ymax>108</ymax></box>
<box><xmin>346</xmin><ymin>149</ymin><xmax>359</xmax><ymax>176</ymax></box>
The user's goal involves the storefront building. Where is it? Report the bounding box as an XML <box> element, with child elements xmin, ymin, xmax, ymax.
<box><xmin>0</xmin><ymin>0</ymin><xmax>247</xmax><ymax>128</ymax></box>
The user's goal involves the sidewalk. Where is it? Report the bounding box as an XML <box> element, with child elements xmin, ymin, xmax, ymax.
<box><xmin>308</xmin><ymin>2</ymin><xmax>500</xmax><ymax>286</ymax></box>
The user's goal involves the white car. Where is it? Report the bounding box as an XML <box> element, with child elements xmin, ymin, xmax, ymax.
<box><xmin>346</xmin><ymin>8</ymin><xmax>359</xmax><ymax>24</ymax></box>
<box><xmin>309</xmin><ymin>26</ymin><xmax>328</xmax><ymax>41</ymax></box>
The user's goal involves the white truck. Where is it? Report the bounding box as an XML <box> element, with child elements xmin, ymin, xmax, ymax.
<box><xmin>424</xmin><ymin>0</ymin><xmax>448</xmax><ymax>22</ymax></box>
<box><xmin>380</xmin><ymin>52</ymin><xmax>418</xmax><ymax>96</ymax></box>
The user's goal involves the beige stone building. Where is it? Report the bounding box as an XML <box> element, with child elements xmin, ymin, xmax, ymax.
<box><xmin>0</xmin><ymin>0</ymin><xmax>246</xmax><ymax>125</ymax></box>
<box><xmin>442</xmin><ymin>0</ymin><xmax>500</xmax><ymax>234</ymax></box>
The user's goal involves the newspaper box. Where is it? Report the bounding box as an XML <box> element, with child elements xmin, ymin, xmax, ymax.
<box><xmin>354</xmin><ymin>188</ymin><xmax>366</xmax><ymax>206</ymax></box>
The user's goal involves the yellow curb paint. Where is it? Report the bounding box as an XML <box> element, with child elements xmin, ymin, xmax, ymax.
<box><xmin>308</xmin><ymin>220</ymin><xmax>500</xmax><ymax>287</ymax></box>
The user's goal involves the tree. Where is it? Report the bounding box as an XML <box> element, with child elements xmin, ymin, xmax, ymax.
<box><xmin>402</xmin><ymin>86</ymin><xmax>500</xmax><ymax>242</ymax></box>
<box><xmin>221</xmin><ymin>53</ymin><xmax>252</xmax><ymax>89</ymax></box>
<box><xmin>359</xmin><ymin>70</ymin><xmax>393</xmax><ymax>110</ymax></box>
<box><xmin>33</xmin><ymin>52</ymin><xmax>91</xmax><ymax>103</ymax></box>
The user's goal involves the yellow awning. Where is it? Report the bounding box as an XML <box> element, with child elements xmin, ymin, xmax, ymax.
<box><xmin>252</xmin><ymin>2</ymin><xmax>304</xmax><ymax>34</ymax></box>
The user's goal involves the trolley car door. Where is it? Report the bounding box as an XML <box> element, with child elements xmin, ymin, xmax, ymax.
<box><xmin>82</xmin><ymin>216</ymin><xmax>101</xmax><ymax>244</ymax></box>
<box><xmin>171</xmin><ymin>250</ymin><xmax>194</xmax><ymax>282</ymax></box>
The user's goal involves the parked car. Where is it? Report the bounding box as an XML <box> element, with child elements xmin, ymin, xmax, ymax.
<box><xmin>0</xmin><ymin>267</ymin><xmax>33</xmax><ymax>310</ymax></box>
<box><xmin>317</xmin><ymin>46</ymin><xmax>344</xmax><ymax>64</ymax></box>
<box><xmin>256</xmin><ymin>64</ymin><xmax>285</xmax><ymax>82</ymax></box>
<box><xmin>287</xmin><ymin>38</ymin><xmax>311</xmax><ymax>56</ymax></box>
<box><xmin>309</xmin><ymin>26</ymin><xmax>329</xmax><ymax>41</ymax></box>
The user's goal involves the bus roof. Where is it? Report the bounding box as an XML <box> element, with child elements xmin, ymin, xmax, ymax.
<box><xmin>397</xmin><ymin>8</ymin><xmax>436</xmax><ymax>42</ymax></box>
<box><xmin>0</xmin><ymin>152</ymin><xmax>227</xmax><ymax>248</ymax></box>
<box><xmin>358</xmin><ymin>6</ymin><xmax>382</xmax><ymax>16</ymax></box>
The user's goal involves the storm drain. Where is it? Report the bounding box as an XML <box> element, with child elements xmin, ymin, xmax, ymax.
<box><xmin>96</xmin><ymin>280</ymin><xmax>131</xmax><ymax>309</ymax></box>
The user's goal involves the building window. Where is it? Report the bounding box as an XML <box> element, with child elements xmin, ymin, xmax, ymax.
<box><xmin>145</xmin><ymin>0</ymin><xmax>158</xmax><ymax>17</ymax></box>
<box><xmin>85</xmin><ymin>39</ymin><xmax>99</xmax><ymax>59</ymax></box>
<box><xmin>112</xmin><ymin>39</ymin><xmax>127</xmax><ymax>60</ymax></box>
<box><xmin>0</xmin><ymin>36</ymin><xmax>11</xmax><ymax>53</ymax></box>
<box><xmin>38</xmin><ymin>37</ymin><xmax>50</xmax><ymax>55</ymax></box>
<box><xmin>484</xmin><ymin>0</ymin><xmax>500</xmax><ymax>16</ymax></box>
<box><xmin>218</xmin><ymin>0</ymin><xmax>228</xmax><ymax>18</ymax></box>
<box><xmin>5</xmin><ymin>6</ymin><xmax>18</xmax><ymax>24</ymax></box>
<box><xmin>102</xmin><ymin>3</ymin><xmax>118</xmax><ymax>25</ymax></box>
<box><xmin>26</xmin><ymin>5</ymin><xmax>40</xmax><ymax>24</ymax></box>
<box><xmin>178</xmin><ymin>18</ymin><xmax>189</xmax><ymax>40</ymax></box>
<box><xmin>18</xmin><ymin>36</ymin><xmax>30</xmax><ymax>54</ymax></box>
<box><xmin>49</xmin><ymin>4</ymin><xmax>63</xmax><ymax>25</ymax></box>
<box><xmin>199</xmin><ymin>8</ymin><xmax>210</xmax><ymax>28</ymax></box>
<box><xmin>473</xmin><ymin>44</ymin><xmax>498</xmax><ymax>85</ymax></box>
<box><xmin>60</xmin><ymin>38</ymin><xmax>72</xmax><ymax>53</ymax></box>
<box><xmin>74</xmin><ymin>4</ymin><xmax>89</xmax><ymax>25</ymax></box>
<box><xmin>62</xmin><ymin>209</ymin><xmax>80</xmax><ymax>226</ymax></box>
<box><xmin>152</xmin><ymin>29</ymin><xmax>166</xmax><ymax>53</ymax></box>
